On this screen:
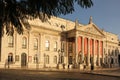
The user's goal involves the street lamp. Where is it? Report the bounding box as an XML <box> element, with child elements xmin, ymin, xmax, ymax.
<box><xmin>58</xmin><ymin>49</ymin><xmax>64</xmax><ymax>64</ymax></box>
<box><xmin>57</xmin><ymin>49</ymin><xmax>61</xmax><ymax>69</ymax></box>
<box><xmin>58</xmin><ymin>49</ymin><xmax>65</xmax><ymax>69</ymax></box>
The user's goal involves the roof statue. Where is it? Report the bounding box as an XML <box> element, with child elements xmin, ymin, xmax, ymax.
<box><xmin>89</xmin><ymin>16</ymin><xmax>93</xmax><ymax>24</ymax></box>
<box><xmin>75</xmin><ymin>19</ymin><xmax>79</xmax><ymax>29</ymax></box>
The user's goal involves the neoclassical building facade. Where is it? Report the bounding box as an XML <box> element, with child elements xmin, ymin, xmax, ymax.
<box><xmin>0</xmin><ymin>16</ymin><xmax>120</xmax><ymax>69</ymax></box>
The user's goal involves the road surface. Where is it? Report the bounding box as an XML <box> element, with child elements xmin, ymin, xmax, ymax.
<box><xmin>0</xmin><ymin>69</ymin><xmax>119</xmax><ymax>80</ymax></box>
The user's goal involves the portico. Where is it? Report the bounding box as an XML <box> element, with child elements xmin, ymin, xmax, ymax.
<box><xmin>66</xmin><ymin>18</ymin><xmax>105</xmax><ymax>69</ymax></box>
<box><xmin>77</xmin><ymin>36</ymin><xmax>103</xmax><ymax>67</ymax></box>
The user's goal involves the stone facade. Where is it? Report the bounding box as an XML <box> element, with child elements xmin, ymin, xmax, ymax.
<box><xmin>0</xmin><ymin>16</ymin><xmax>120</xmax><ymax>69</ymax></box>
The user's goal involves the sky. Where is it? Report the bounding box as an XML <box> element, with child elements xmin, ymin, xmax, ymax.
<box><xmin>60</xmin><ymin>0</ymin><xmax>120</xmax><ymax>36</ymax></box>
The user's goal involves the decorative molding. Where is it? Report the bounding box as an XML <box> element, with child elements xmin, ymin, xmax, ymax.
<box><xmin>85</xmin><ymin>27</ymin><xmax>101</xmax><ymax>36</ymax></box>
<box><xmin>52</xmin><ymin>37</ymin><xmax>58</xmax><ymax>40</ymax></box>
<box><xmin>45</xmin><ymin>35</ymin><xmax>51</xmax><ymax>39</ymax></box>
<box><xmin>78</xmin><ymin>31</ymin><xmax>103</xmax><ymax>39</ymax></box>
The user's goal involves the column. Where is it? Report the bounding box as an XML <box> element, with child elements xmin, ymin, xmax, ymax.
<box><xmin>40</xmin><ymin>33</ymin><xmax>44</xmax><ymax>65</ymax></box>
<box><xmin>38</xmin><ymin>33</ymin><xmax>41</xmax><ymax>63</ymax></box>
<box><xmin>102</xmin><ymin>41</ymin><xmax>104</xmax><ymax>63</ymax></box>
<box><xmin>87</xmin><ymin>38</ymin><xmax>90</xmax><ymax>66</ymax></box>
<box><xmin>66</xmin><ymin>39</ymin><xmax>69</xmax><ymax>66</ymax></box>
<box><xmin>93</xmin><ymin>39</ymin><xmax>95</xmax><ymax>66</ymax></box>
<box><xmin>82</xmin><ymin>36</ymin><xmax>84</xmax><ymax>63</ymax></box>
<box><xmin>28</xmin><ymin>31</ymin><xmax>30</xmax><ymax>64</ymax></box>
<box><xmin>98</xmin><ymin>40</ymin><xmax>100</xmax><ymax>66</ymax></box>
<box><xmin>75</xmin><ymin>36</ymin><xmax>78</xmax><ymax>64</ymax></box>
<box><xmin>14</xmin><ymin>32</ymin><xmax>17</xmax><ymax>63</ymax></box>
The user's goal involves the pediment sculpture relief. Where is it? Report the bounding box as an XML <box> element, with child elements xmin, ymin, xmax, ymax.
<box><xmin>85</xmin><ymin>27</ymin><xmax>101</xmax><ymax>35</ymax></box>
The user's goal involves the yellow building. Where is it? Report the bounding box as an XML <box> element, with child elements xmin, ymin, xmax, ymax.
<box><xmin>0</xmin><ymin>16</ymin><xmax>119</xmax><ymax>69</ymax></box>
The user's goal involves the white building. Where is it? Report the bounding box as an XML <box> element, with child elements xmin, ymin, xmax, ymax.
<box><xmin>0</xmin><ymin>16</ymin><xmax>120</xmax><ymax>69</ymax></box>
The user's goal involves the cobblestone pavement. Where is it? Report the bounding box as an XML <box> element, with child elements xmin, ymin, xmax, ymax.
<box><xmin>0</xmin><ymin>68</ymin><xmax>120</xmax><ymax>80</ymax></box>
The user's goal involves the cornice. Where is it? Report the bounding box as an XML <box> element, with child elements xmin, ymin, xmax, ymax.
<box><xmin>77</xmin><ymin>30</ymin><xmax>104</xmax><ymax>39</ymax></box>
<box><xmin>31</xmin><ymin>24</ymin><xmax>61</xmax><ymax>36</ymax></box>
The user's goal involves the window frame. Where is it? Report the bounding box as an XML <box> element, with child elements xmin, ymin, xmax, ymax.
<box><xmin>8</xmin><ymin>36</ymin><xmax>14</xmax><ymax>47</ymax></box>
<box><xmin>45</xmin><ymin>40</ymin><xmax>50</xmax><ymax>51</ymax></box>
<box><xmin>34</xmin><ymin>38</ymin><xmax>38</xmax><ymax>50</ymax></box>
<box><xmin>22</xmin><ymin>37</ymin><xmax>27</xmax><ymax>49</ymax></box>
<box><xmin>53</xmin><ymin>56</ymin><xmax>57</xmax><ymax>64</ymax></box>
<box><xmin>54</xmin><ymin>41</ymin><xmax>57</xmax><ymax>51</ymax></box>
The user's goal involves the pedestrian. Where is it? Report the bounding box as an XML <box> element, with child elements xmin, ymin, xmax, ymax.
<box><xmin>83</xmin><ymin>60</ymin><xmax>86</xmax><ymax>70</ymax></box>
<box><xmin>4</xmin><ymin>59</ymin><xmax>8</xmax><ymax>69</ymax></box>
<box><xmin>68</xmin><ymin>64</ymin><xmax>69</xmax><ymax>69</ymax></box>
<box><xmin>110</xmin><ymin>57</ymin><xmax>113</xmax><ymax>68</ymax></box>
<box><xmin>91</xmin><ymin>63</ymin><xmax>94</xmax><ymax>71</ymax></box>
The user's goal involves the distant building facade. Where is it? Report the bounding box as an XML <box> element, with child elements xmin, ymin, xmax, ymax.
<box><xmin>0</xmin><ymin>16</ymin><xmax>120</xmax><ymax>69</ymax></box>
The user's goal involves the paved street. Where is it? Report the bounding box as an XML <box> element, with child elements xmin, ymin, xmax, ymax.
<box><xmin>0</xmin><ymin>69</ymin><xmax>120</xmax><ymax>80</ymax></box>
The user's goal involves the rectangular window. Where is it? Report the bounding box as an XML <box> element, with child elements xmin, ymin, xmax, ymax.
<box><xmin>68</xmin><ymin>42</ymin><xmax>73</xmax><ymax>53</ymax></box>
<box><xmin>34</xmin><ymin>55</ymin><xmax>38</xmax><ymax>63</ymax></box>
<box><xmin>53</xmin><ymin>56</ymin><xmax>57</xmax><ymax>64</ymax></box>
<box><xmin>22</xmin><ymin>37</ymin><xmax>27</xmax><ymax>49</ymax></box>
<box><xmin>61</xmin><ymin>42</ymin><xmax>64</xmax><ymax>52</ymax></box>
<box><xmin>8</xmin><ymin>43</ymin><xmax>14</xmax><ymax>47</ymax></box>
<box><xmin>8</xmin><ymin>36</ymin><xmax>14</xmax><ymax>47</ymax></box>
<box><xmin>28</xmin><ymin>56</ymin><xmax>32</xmax><ymax>63</ymax></box>
<box><xmin>45</xmin><ymin>55</ymin><xmax>49</xmax><ymax>64</ymax></box>
<box><xmin>34</xmin><ymin>38</ymin><xmax>38</xmax><ymax>50</ymax></box>
<box><xmin>54</xmin><ymin>42</ymin><xmax>57</xmax><ymax>51</ymax></box>
<box><xmin>15</xmin><ymin>55</ymin><xmax>19</xmax><ymax>61</ymax></box>
<box><xmin>45</xmin><ymin>40</ymin><xmax>50</xmax><ymax>51</ymax></box>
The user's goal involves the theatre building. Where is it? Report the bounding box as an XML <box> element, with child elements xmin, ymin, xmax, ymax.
<box><xmin>0</xmin><ymin>16</ymin><xmax>119</xmax><ymax>69</ymax></box>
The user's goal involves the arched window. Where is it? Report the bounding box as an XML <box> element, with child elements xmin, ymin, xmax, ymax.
<box><xmin>8</xmin><ymin>36</ymin><xmax>14</xmax><ymax>47</ymax></box>
<box><xmin>22</xmin><ymin>37</ymin><xmax>27</xmax><ymax>49</ymax></box>
<box><xmin>34</xmin><ymin>38</ymin><xmax>38</xmax><ymax>50</ymax></box>
<box><xmin>46</xmin><ymin>55</ymin><xmax>49</xmax><ymax>64</ymax></box>
<box><xmin>8</xmin><ymin>53</ymin><xmax>13</xmax><ymax>63</ymax></box>
<box><xmin>53</xmin><ymin>56</ymin><xmax>57</xmax><ymax>64</ymax></box>
<box><xmin>45</xmin><ymin>40</ymin><xmax>50</xmax><ymax>51</ymax></box>
<box><xmin>34</xmin><ymin>54</ymin><xmax>38</xmax><ymax>63</ymax></box>
<box><xmin>61</xmin><ymin>56</ymin><xmax>64</xmax><ymax>63</ymax></box>
<box><xmin>111</xmin><ymin>50</ymin><xmax>114</xmax><ymax>56</ymax></box>
<box><xmin>54</xmin><ymin>41</ymin><xmax>57</xmax><ymax>51</ymax></box>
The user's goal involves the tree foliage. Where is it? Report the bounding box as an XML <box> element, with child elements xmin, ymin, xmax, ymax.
<box><xmin>0</xmin><ymin>0</ymin><xmax>93</xmax><ymax>36</ymax></box>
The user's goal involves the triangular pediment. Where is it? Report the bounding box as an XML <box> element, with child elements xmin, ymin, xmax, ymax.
<box><xmin>83</xmin><ymin>23</ymin><xmax>105</xmax><ymax>36</ymax></box>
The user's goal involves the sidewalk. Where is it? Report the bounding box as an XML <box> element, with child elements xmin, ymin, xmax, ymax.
<box><xmin>85</xmin><ymin>68</ymin><xmax>120</xmax><ymax>77</ymax></box>
<box><xmin>38</xmin><ymin>67</ymin><xmax>120</xmax><ymax>77</ymax></box>
<box><xmin>1</xmin><ymin>67</ymin><xmax>120</xmax><ymax>77</ymax></box>
<box><xmin>22</xmin><ymin>67</ymin><xmax>120</xmax><ymax>77</ymax></box>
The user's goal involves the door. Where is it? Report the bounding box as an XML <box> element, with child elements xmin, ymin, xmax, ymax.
<box><xmin>118</xmin><ymin>55</ymin><xmax>120</xmax><ymax>67</ymax></box>
<box><xmin>69</xmin><ymin>56</ymin><xmax>73</xmax><ymax>64</ymax></box>
<box><xmin>21</xmin><ymin>53</ymin><xmax>27</xmax><ymax>67</ymax></box>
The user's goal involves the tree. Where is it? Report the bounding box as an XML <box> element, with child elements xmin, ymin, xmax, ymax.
<box><xmin>0</xmin><ymin>0</ymin><xmax>93</xmax><ymax>61</ymax></box>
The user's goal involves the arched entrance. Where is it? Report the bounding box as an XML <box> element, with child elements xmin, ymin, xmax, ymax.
<box><xmin>21</xmin><ymin>53</ymin><xmax>27</xmax><ymax>67</ymax></box>
<box><xmin>8</xmin><ymin>53</ymin><xmax>13</xmax><ymax>63</ymax></box>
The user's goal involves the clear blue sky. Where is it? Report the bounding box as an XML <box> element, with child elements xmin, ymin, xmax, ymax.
<box><xmin>60</xmin><ymin>0</ymin><xmax>120</xmax><ymax>35</ymax></box>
